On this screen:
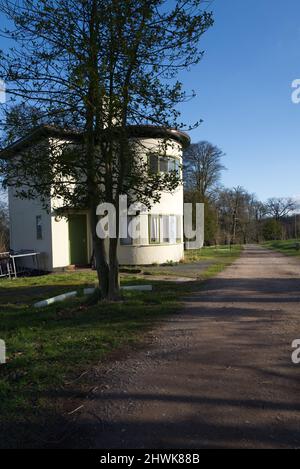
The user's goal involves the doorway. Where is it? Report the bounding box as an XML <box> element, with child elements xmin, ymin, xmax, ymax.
<box><xmin>68</xmin><ymin>214</ymin><xmax>88</xmax><ymax>266</ymax></box>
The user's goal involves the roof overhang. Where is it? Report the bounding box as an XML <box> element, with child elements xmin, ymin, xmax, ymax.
<box><xmin>0</xmin><ymin>124</ymin><xmax>190</xmax><ymax>159</ymax></box>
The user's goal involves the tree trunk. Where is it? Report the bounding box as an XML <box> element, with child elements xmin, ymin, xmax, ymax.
<box><xmin>108</xmin><ymin>237</ymin><xmax>120</xmax><ymax>300</ymax></box>
<box><xmin>89</xmin><ymin>206</ymin><xmax>109</xmax><ymax>300</ymax></box>
<box><xmin>85</xmin><ymin>0</ymin><xmax>110</xmax><ymax>302</ymax></box>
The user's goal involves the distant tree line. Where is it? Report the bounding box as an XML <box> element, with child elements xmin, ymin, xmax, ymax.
<box><xmin>184</xmin><ymin>141</ymin><xmax>299</xmax><ymax>245</ymax></box>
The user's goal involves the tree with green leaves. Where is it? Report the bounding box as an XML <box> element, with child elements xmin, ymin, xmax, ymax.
<box><xmin>0</xmin><ymin>104</ymin><xmax>45</xmax><ymax>145</ymax></box>
<box><xmin>0</xmin><ymin>0</ymin><xmax>213</xmax><ymax>300</ymax></box>
<box><xmin>262</xmin><ymin>218</ymin><xmax>282</xmax><ymax>241</ymax></box>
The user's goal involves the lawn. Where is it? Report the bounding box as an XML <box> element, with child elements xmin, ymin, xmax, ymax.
<box><xmin>263</xmin><ymin>239</ymin><xmax>300</xmax><ymax>257</ymax></box>
<box><xmin>0</xmin><ymin>245</ymin><xmax>241</xmax><ymax>447</ymax></box>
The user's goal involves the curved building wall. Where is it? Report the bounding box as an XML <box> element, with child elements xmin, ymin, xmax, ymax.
<box><xmin>117</xmin><ymin>136</ymin><xmax>184</xmax><ymax>265</ymax></box>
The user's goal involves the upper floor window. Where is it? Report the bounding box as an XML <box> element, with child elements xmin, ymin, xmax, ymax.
<box><xmin>148</xmin><ymin>154</ymin><xmax>180</xmax><ymax>175</ymax></box>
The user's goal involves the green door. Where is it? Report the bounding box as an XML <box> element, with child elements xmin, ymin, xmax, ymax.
<box><xmin>69</xmin><ymin>215</ymin><xmax>88</xmax><ymax>266</ymax></box>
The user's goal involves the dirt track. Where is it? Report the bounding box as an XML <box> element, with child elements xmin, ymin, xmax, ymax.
<box><xmin>70</xmin><ymin>245</ymin><xmax>300</xmax><ymax>449</ymax></box>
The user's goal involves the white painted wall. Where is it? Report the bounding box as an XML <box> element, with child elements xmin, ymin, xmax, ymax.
<box><xmin>118</xmin><ymin>243</ymin><xmax>184</xmax><ymax>265</ymax></box>
<box><xmin>50</xmin><ymin>214</ymin><xmax>70</xmax><ymax>268</ymax></box>
<box><xmin>50</xmin><ymin>209</ymin><xmax>92</xmax><ymax>269</ymax></box>
<box><xmin>8</xmin><ymin>188</ymin><xmax>53</xmax><ymax>271</ymax></box>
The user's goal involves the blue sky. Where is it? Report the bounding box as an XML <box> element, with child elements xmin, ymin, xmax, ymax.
<box><xmin>1</xmin><ymin>1</ymin><xmax>300</xmax><ymax>201</ymax></box>
<box><xmin>178</xmin><ymin>0</ymin><xmax>300</xmax><ymax>201</ymax></box>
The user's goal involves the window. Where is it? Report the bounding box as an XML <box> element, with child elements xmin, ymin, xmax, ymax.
<box><xmin>162</xmin><ymin>157</ymin><xmax>181</xmax><ymax>174</ymax></box>
<box><xmin>149</xmin><ymin>215</ymin><xmax>182</xmax><ymax>244</ymax></box>
<box><xmin>174</xmin><ymin>159</ymin><xmax>180</xmax><ymax>174</ymax></box>
<box><xmin>120</xmin><ymin>215</ymin><xmax>148</xmax><ymax>245</ymax></box>
<box><xmin>36</xmin><ymin>215</ymin><xmax>43</xmax><ymax>240</ymax></box>
<box><xmin>160</xmin><ymin>215</ymin><xmax>169</xmax><ymax>243</ymax></box>
<box><xmin>149</xmin><ymin>215</ymin><xmax>160</xmax><ymax>244</ymax></box>
<box><xmin>159</xmin><ymin>157</ymin><xmax>169</xmax><ymax>173</ymax></box>
<box><xmin>149</xmin><ymin>154</ymin><xmax>159</xmax><ymax>173</ymax></box>
<box><xmin>148</xmin><ymin>154</ymin><xmax>180</xmax><ymax>175</ymax></box>
<box><xmin>160</xmin><ymin>215</ymin><xmax>176</xmax><ymax>243</ymax></box>
<box><xmin>120</xmin><ymin>215</ymin><xmax>134</xmax><ymax>245</ymax></box>
<box><xmin>169</xmin><ymin>215</ymin><xmax>177</xmax><ymax>244</ymax></box>
<box><xmin>166</xmin><ymin>158</ymin><xmax>176</xmax><ymax>172</ymax></box>
<box><xmin>176</xmin><ymin>215</ymin><xmax>182</xmax><ymax>243</ymax></box>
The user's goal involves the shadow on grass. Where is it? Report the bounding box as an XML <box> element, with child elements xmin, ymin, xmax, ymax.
<box><xmin>0</xmin><ymin>278</ymin><xmax>192</xmax><ymax>443</ymax></box>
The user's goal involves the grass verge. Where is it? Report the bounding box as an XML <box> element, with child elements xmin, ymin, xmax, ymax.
<box><xmin>262</xmin><ymin>240</ymin><xmax>300</xmax><ymax>257</ymax></box>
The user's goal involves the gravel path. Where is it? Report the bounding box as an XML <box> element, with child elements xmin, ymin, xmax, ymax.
<box><xmin>70</xmin><ymin>245</ymin><xmax>300</xmax><ymax>449</ymax></box>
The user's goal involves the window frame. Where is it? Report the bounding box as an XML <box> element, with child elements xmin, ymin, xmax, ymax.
<box><xmin>148</xmin><ymin>154</ymin><xmax>181</xmax><ymax>176</ymax></box>
<box><xmin>148</xmin><ymin>214</ymin><xmax>161</xmax><ymax>245</ymax></box>
<box><xmin>36</xmin><ymin>215</ymin><xmax>43</xmax><ymax>240</ymax></box>
<box><xmin>148</xmin><ymin>214</ymin><xmax>183</xmax><ymax>245</ymax></box>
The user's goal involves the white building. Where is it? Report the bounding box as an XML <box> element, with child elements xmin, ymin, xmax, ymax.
<box><xmin>4</xmin><ymin>125</ymin><xmax>190</xmax><ymax>270</ymax></box>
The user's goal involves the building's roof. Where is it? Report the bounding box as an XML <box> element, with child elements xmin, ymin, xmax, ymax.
<box><xmin>0</xmin><ymin>126</ymin><xmax>81</xmax><ymax>158</ymax></box>
<box><xmin>0</xmin><ymin>124</ymin><xmax>190</xmax><ymax>158</ymax></box>
<box><xmin>125</xmin><ymin>125</ymin><xmax>190</xmax><ymax>147</ymax></box>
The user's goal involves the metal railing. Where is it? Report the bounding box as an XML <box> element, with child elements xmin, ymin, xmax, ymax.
<box><xmin>0</xmin><ymin>252</ymin><xmax>14</xmax><ymax>278</ymax></box>
<box><xmin>0</xmin><ymin>250</ymin><xmax>40</xmax><ymax>279</ymax></box>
